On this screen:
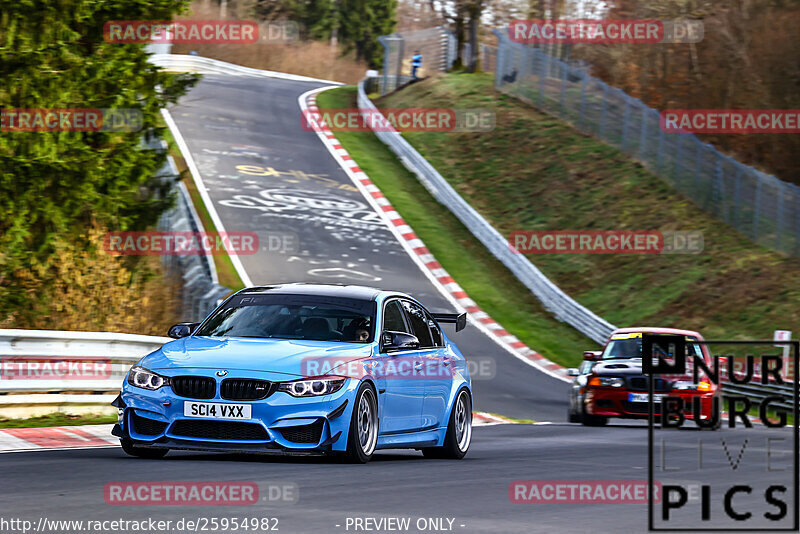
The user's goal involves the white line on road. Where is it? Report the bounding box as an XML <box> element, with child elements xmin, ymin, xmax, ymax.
<box><xmin>161</xmin><ymin>108</ymin><xmax>254</xmax><ymax>287</ymax></box>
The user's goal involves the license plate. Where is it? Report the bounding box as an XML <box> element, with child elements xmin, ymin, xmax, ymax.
<box><xmin>628</xmin><ymin>393</ymin><xmax>664</xmax><ymax>403</ymax></box>
<box><xmin>184</xmin><ymin>401</ymin><xmax>251</xmax><ymax>419</ymax></box>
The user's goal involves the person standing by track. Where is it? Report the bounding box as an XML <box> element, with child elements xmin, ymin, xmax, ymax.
<box><xmin>411</xmin><ymin>50</ymin><xmax>422</xmax><ymax>81</ymax></box>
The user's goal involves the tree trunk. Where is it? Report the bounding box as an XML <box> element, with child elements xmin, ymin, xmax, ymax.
<box><xmin>467</xmin><ymin>11</ymin><xmax>479</xmax><ymax>72</ymax></box>
<box><xmin>453</xmin><ymin>11</ymin><xmax>465</xmax><ymax>69</ymax></box>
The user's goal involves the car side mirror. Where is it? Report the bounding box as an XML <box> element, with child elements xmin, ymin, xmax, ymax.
<box><xmin>381</xmin><ymin>331</ymin><xmax>420</xmax><ymax>352</ymax></box>
<box><xmin>566</xmin><ymin>368</ymin><xmax>580</xmax><ymax>377</ymax></box>
<box><xmin>583</xmin><ymin>350</ymin><xmax>602</xmax><ymax>361</ymax></box>
<box><xmin>168</xmin><ymin>322</ymin><xmax>200</xmax><ymax>339</ymax></box>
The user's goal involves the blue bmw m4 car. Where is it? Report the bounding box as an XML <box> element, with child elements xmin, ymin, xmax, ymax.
<box><xmin>112</xmin><ymin>283</ymin><xmax>473</xmax><ymax>463</ymax></box>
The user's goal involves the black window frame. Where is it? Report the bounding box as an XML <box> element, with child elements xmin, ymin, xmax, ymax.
<box><xmin>381</xmin><ymin>298</ymin><xmax>412</xmax><ymax>335</ymax></box>
<box><xmin>424</xmin><ymin>310</ymin><xmax>444</xmax><ymax>347</ymax></box>
<box><xmin>398</xmin><ymin>299</ymin><xmax>437</xmax><ymax>349</ymax></box>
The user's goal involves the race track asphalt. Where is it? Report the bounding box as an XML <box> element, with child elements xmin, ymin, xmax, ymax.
<box><xmin>167</xmin><ymin>74</ymin><xmax>570</xmax><ymax>423</ymax></box>
<box><xmin>1</xmin><ymin>73</ymin><xmax>793</xmax><ymax>534</ymax></box>
<box><xmin>1</xmin><ymin>424</ymin><xmax>793</xmax><ymax>533</ymax></box>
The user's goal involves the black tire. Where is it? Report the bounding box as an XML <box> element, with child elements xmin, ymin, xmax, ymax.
<box><xmin>120</xmin><ymin>438</ymin><xmax>168</xmax><ymax>459</ymax></box>
<box><xmin>698</xmin><ymin>413</ymin><xmax>722</xmax><ymax>431</ymax></box>
<box><xmin>698</xmin><ymin>397</ymin><xmax>723</xmax><ymax>430</ymax></box>
<box><xmin>343</xmin><ymin>382</ymin><xmax>379</xmax><ymax>463</ymax></box>
<box><xmin>422</xmin><ymin>389</ymin><xmax>472</xmax><ymax>460</ymax></box>
<box><xmin>581</xmin><ymin>404</ymin><xmax>608</xmax><ymax>427</ymax></box>
<box><xmin>567</xmin><ymin>402</ymin><xmax>581</xmax><ymax>423</ymax></box>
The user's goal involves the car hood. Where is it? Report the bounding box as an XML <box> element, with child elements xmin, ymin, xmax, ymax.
<box><xmin>140</xmin><ymin>336</ymin><xmax>374</xmax><ymax>378</ymax></box>
<box><xmin>593</xmin><ymin>359</ymin><xmax>646</xmax><ymax>376</ymax></box>
<box><xmin>593</xmin><ymin>359</ymin><xmax>692</xmax><ymax>380</ymax></box>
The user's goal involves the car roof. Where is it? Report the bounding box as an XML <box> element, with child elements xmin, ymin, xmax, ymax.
<box><xmin>610</xmin><ymin>326</ymin><xmax>704</xmax><ymax>339</ymax></box>
<box><xmin>237</xmin><ymin>283</ymin><xmax>384</xmax><ymax>301</ymax></box>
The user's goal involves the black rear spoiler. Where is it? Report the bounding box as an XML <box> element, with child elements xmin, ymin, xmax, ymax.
<box><xmin>432</xmin><ymin>312</ymin><xmax>467</xmax><ymax>332</ymax></box>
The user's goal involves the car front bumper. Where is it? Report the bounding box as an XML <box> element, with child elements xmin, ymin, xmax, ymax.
<box><xmin>116</xmin><ymin>377</ymin><xmax>358</xmax><ymax>454</ymax></box>
<box><xmin>585</xmin><ymin>387</ymin><xmax>717</xmax><ymax>420</ymax></box>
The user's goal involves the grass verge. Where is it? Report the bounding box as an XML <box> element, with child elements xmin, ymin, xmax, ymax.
<box><xmin>489</xmin><ymin>413</ymin><xmax>536</xmax><ymax>424</ymax></box>
<box><xmin>317</xmin><ymin>87</ymin><xmax>593</xmax><ymax>368</ymax></box>
<box><xmin>0</xmin><ymin>413</ymin><xmax>117</xmax><ymax>429</ymax></box>
<box><xmin>160</xmin><ymin>120</ymin><xmax>244</xmax><ymax>291</ymax></box>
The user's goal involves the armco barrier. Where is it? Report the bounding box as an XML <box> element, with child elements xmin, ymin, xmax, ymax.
<box><xmin>158</xmin><ymin>178</ymin><xmax>231</xmax><ymax>321</ymax></box>
<box><xmin>149</xmin><ymin>56</ymin><xmax>615</xmax><ymax>347</ymax></box>
<box><xmin>356</xmin><ymin>77</ymin><xmax>617</xmax><ymax>344</ymax></box>
<box><xmin>0</xmin><ymin>329</ymin><xmax>169</xmax><ymax>418</ymax></box>
<box><xmin>721</xmin><ymin>381</ymin><xmax>795</xmax><ymax>412</ymax></box>
<box><xmin>0</xmin><ymin>327</ymin><xmax>792</xmax><ymax>420</ymax></box>
<box><xmin>149</xmin><ymin>54</ymin><xmax>340</xmax><ymax>84</ymax></box>
<box><xmin>145</xmin><ymin>118</ymin><xmax>230</xmax><ymax>321</ymax></box>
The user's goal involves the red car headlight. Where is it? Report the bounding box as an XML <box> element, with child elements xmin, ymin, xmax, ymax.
<box><xmin>672</xmin><ymin>379</ymin><xmax>712</xmax><ymax>392</ymax></box>
<box><xmin>588</xmin><ymin>376</ymin><xmax>624</xmax><ymax>387</ymax></box>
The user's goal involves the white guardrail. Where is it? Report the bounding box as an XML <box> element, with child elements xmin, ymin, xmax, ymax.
<box><xmin>149</xmin><ymin>54</ymin><xmax>341</xmax><ymax>85</ymax></box>
<box><xmin>0</xmin><ymin>330</ymin><xmax>169</xmax><ymax>417</ymax></box>
<box><xmin>357</xmin><ymin>78</ymin><xmax>617</xmax><ymax>344</ymax></box>
<box><xmin>150</xmin><ymin>134</ymin><xmax>231</xmax><ymax>321</ymax></box>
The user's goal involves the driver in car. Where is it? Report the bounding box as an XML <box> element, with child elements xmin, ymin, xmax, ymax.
<box><xmin>344</xmin><ymin>318</ymin><xmax>370</xmax><ymax>342</ymax></box>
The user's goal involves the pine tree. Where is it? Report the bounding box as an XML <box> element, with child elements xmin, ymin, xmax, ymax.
<box><xmin>0</xmin><ymin>0</ymin><xmax>197</xmax><ymax>310</ymax></box>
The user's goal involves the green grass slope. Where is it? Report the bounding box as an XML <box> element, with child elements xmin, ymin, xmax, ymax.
<box><xmin>377</xmin><ymin>73</ymin><xmax>800</xmax><ymax>341</ymax></box>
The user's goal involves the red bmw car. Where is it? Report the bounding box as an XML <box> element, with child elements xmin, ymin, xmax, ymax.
<box><xmin>567</xmin><ymin>327</ymin><xmax>721</xmax><ymax>428</ymax></box>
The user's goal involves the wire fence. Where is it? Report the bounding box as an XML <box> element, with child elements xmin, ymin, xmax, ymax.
<box><xmin>377</xmin><ymin>27</ymin><xmax>455</xmax><ymax>95</ymax></box>
<box><xmin>492</xmin><ymin>29</ymin><xmax>800</xmax><ymax>258</ymax></box>
<box><xmin>376</xmin><ymin>30</ymin><xmax>508</xmax><ymax>95</ymax></box>
<box><xmin>480</xmin><ymin>44</ymin><xmax>497</xmax><ymax>74</ymax></box>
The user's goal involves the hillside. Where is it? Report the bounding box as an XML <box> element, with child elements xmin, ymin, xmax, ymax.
<box><xmin>377</xmin><ymin>73</ymin><xmax>800</xmax><ymax>341</ymax></box>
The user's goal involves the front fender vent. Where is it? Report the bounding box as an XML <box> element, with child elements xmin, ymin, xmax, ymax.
<box><xmin>279</xmin><ymin>421</ymin><xmax>324</xmax><ymax>444</ymax></box>
<box><xmin>131</xmin><ymin>412</ymin><xmax>168</xmax><ymax>436</ymax></box>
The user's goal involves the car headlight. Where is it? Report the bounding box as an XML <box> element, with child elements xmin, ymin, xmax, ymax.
<box><xmin>600</xmin><ymin>377</ymin><xmax>625</xmax><ymax>387</ymax></box>
<box><xmin>278</xmin><ymin>376</ymin><xmax>346</xmax><ymax>397</ymax></box>
<box><xmin>127</xmin><ymin>366</ymin><xmax>169</xmax><ymax>390</ymax></box>
<box><xmin>673</xmin><ymin>380</ymin><xmax>712</xmax><ymax>392</ymax></box>
<box><xmin>589</xmin><ymin>376</ymin><xmax>625</xmax><ymax>387</ymax></box>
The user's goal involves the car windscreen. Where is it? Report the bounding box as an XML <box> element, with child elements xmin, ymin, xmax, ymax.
<box><xmin>602</xmin><ymin>336</ymin><xmax>704</xmax><ymax>361</ymax></box>
<box><xmin>194</xmin><ymin>294</ymin><xmax>377</xmax><ymax>342</ymax></box>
